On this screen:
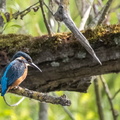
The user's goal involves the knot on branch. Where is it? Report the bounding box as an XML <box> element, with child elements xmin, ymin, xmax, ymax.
<box><xmin>54</xmin><ymin>5</ymin><xmax>67</xmax><ymax>21</ymax></box>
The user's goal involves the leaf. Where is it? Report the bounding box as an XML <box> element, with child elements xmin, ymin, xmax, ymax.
<box><xmin>0</xmin><ymin>12</ymin><xmax>7</xmax><ymax>23</ymax></box>
<box><xmin>9</xmin><ymin>24</ymin><xmax>22</xmax><ymax>28</ymax></box>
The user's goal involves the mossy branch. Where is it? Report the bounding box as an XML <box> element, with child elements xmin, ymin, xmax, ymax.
<box><xmin>0</xmin><ymin>24</ymin><xmax>120</xmax><ymax>93</ymax></box>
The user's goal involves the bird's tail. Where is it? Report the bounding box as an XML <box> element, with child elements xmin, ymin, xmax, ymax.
<box><xmin>0</xmin><ymin>77</ymin><xmax>9</xmax><ymax>96</ymax></box>
<box><xmin>0</xmin><ymin>78</ymin><xmax>1</xmax><ymax>93</ymax></box>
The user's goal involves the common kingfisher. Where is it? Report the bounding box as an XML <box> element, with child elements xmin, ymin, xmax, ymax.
<box><xmin>0</xmin><ymin>51</ymin><xmax>42</xmax><ymax>96</ymax></box>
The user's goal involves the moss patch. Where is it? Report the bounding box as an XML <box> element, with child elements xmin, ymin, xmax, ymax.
<box><xmin>0</xmin><ymin>24</ymin><xmax>120</xmax><ymax>56</ymax></box>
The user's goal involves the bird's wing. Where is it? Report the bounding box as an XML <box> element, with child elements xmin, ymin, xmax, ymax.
<box><xmin>1</xmin><ymin>59</ymin><xmax>26</xmax><ymax>96</ymax></box>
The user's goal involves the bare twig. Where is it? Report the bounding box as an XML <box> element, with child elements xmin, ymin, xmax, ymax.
<box><xmin>94</xmin><ymin>78</ymin><xmax>105</xmax><ymax>120</ymax></box>
<box><xmin>43</xmin><ymin>1</ymin><xmax>54</xmax><ymax>16</ymax></box>
<box><xmin>97</xmin><ymin>0</ymin><xmax>113</xmax><ymax>25</ymax></box>
<box><xmin>63</xmin><ymin>106</ymin><xmax>75</xmax><ymax>120</ymax></box>
<box><xmin>75</xmin><ymin>0</ymin><xmax>93</xmax><ymax>30</ymax></box>
<box><xmin>0</xmin><ymin>2</ymin><xmax>40</xmax><ymax>23</ymax></box>
<box><xmin>75</xmin><ymin>0</ymin><xmax>84</xmax><ymax>17</ymax></box>
<box><xmin>53</xmin><ymin>93</ymin><xmax>75</xmax><ymax>120</ymax></box>
<box><xmin>112</xmin><ymin>89</ymin><xmax>120</xmax><ymax>100</ymax></box>
<box><xmin>39</xmin><ymin>0</ymin><xmax>52</xmax><ymax>36</ymax></box>
<box><xmin>0</xmin><ymin>1</ymin><xmax>53</xmax><ymax>35</ymax></box>
<box><xmin>8</xmin><ymin>86</ymin><xmax>71</xmax><ymax>106</ymax></box>
<box><xmin>54</xmin><ymin>4</ymin><xmax>101</xmax><ymax>64</ymax></box>
<box><xmin>88</xmin><ymin>0</ymin><xmax>114</xmax><ymax>27</ymax></box>
<box><xmin>79</xmin><ymin>5</ymin><xmax>92</xmax><ymax>30</ymax></box>
<box><xmin>57</xmin><ymin>21</ymin><xmax>61</xmax><ymax>32</ymax></box>
<box><xmin>54</xmin><ymin>0</ymin><xmax>60</xmax><ymax>5</ymax></box>
<box><xmin>13</xmin><ymin>2</ymin><xmax>40</xmax><ymax>20</ymax></box>
<box><xmin>43</xmin><ymin>1</ymin><xmax>57</xmax><ymax>33</ymax></box>
<box><xmin>60</xmin><ymin>0</ymin><xmax>69</xmax><ymax>11</ymax></box>
<box><xmin>99</xmin><ymin>75</ymin><xmax>118</xmax><ymax>120</ymax></box>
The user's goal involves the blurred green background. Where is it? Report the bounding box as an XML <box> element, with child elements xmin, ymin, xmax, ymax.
<box><xmin>0</xmin><ymin>0</ymin><xmax>120</xmax><ymax>120</ymax></box>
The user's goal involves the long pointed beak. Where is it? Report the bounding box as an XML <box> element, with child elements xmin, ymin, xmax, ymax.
<box><xmin>30</xmin><ymin>63</ymin><xmax>42</xmax><ymax>72</ymax></box>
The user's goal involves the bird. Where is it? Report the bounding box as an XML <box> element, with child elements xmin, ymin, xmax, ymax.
<box><xmin>0</xmin><ymin>51</ymin><xmax>42</xmax><ymax>96</ymax></box>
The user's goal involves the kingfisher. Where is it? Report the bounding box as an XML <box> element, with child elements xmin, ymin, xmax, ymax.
<box><xmin>0</xmin><ymin>51</ymin><xmax>42</xmax><ymax>96</ymax></box>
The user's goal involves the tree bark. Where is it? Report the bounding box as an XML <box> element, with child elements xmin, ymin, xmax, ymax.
<box><xmin>0</xmin><ymin>24</ymin><xmax>120</xmax><ymax>93</ymax></box>
<box><xmin>0</xmin><ymin>0</ymin><xmax>6</xmax><ymax>28</ymax></box>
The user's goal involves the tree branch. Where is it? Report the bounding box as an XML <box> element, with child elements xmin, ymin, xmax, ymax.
<box><xmin>112</xmin><ymin>89</ymin><xmax>120</xmax><ymax>100</ymax></box>
<box><xmin>8</xmin><ymin>86</ymin><xmax>71</xmax><ymax>106</ymax></box>
<box><xmin>97</xmin><ymin>0</ymin><xmax>113</xmax><ymax>25</ymax></box>
<box><xmin>88</xmin><ymin>0</ymin><xmax>113</xmax><ymax>27</ymax></box>
<box><xmin>39</xmin><ymin>103</ymin><xmax>48</xmax><ymax>120</ymax></box>
<box><xmin>100</xmin><ymin>76</ymin><xmax>118</xmax><ymax>120</ymax></box>
<box><xmin>53</xmin><ymin>93</ymin><xmax>75</xmax><ymax>120</ymax></box>
<box><xmin>39</xmin><ymin>0</ymin><xmax>52</xmax><ymax>36</ymax></box>
<box><xmin>94</xmin><ymin>78</ymin><xmax>105</xmax><ymax>120</ymax></box>
<box><xmin>0</xmin><ymin>24</ymin><xmax>120</xmax><ymax>93</ymax></box>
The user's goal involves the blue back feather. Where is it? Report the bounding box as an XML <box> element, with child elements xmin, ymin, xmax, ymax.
<box><xmin>0</xmin><ymin>59</ymin><xmax>26</xmax><ymax>96</ymax></box>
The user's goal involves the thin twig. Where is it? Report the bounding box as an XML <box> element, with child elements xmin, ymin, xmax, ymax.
<box><xmin>57</xmin><ymin>21</ymin><xmax>61</xmax><ymax>32</ymax></box>
<box><xmin>88</xmin><ymin>0</ymin><xmax>113</xmax><ymax>27</ymax></box>
<box><xmin>39</xmin><ymin>0</ymin><xmax>52</xmax><ymax>36</ymax></box>
<box><xmin>0</xmin><ymin>1</ymin><xmax>40</xmax><ymax>24</ymax></box>
<box><xmin>99</xmin><ymin>75</ymin><xmax>118</xmax><ymax>120</ymax></box>
<box><xmin>97</xmin><ymin>0</ymin><xmax>113</xmax><ymax>25</ymax></box>
<box><xmin>43</xmin><ymin>1</ymin><xmax>54</xmax><ymax>16</ymax></box>
<box><xmin>94</xmin><ymin>78</ymin><xmax>105</xmax><ymax>120</ymax></box>
<box><xmin>53</xmin><ymin>93</ymin><xmax>75</xmax><ymax>120</ymax></box>
<box><xmin>13</xmin><ymin>2</ymin><xmax>40</xmax><ymax>20</ymax></box>
<box><xmin>79</xmin><ymin>5</ymin><xmax>92</xmax><ymax>30</ymax></box>
<box><xmin>63</xmin><ymin>107</ymin><xmax>75</xmax><ymax>120</ymax></box>
<box><xmin>75</xmin><ymin>0</ymin><xmax>93</xmax><ymax>30</ymax></box>
<box><xmin>7</xmin><ymin>86</ymin><xmax>71</xmax><ymax>106</ymax></box>
<box><xmin>112</xmin><ymin>89</ymin><xmax>120</xmax><ymax>100</ymax></box>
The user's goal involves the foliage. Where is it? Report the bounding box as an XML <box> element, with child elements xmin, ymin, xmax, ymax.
<box><xmin>0</xmin><ymin>0</ymin><xmax>120</xmax><ymax>120</ymax></box>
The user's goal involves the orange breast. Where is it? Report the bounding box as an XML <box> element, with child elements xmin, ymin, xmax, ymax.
<box><xmin>9</xmin><ymin>67</ymin><xmax>28</xmax><ymax>89</ymax></box>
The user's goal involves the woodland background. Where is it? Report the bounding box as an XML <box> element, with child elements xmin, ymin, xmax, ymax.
<box><xmin>0</xmin><ymin>0</ymin><xmax>120</xmax><ymax>120</ymax></box>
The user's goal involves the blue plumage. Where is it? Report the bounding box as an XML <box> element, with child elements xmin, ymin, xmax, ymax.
<box><xmin>0</xmin><ymin>59</ymin><xmax>26</xmax><ymax>96</ymax></box>
<box><xmin>0</xmin><ymin>51</ymin><xmax>41</xmax><ymax>96</ymax></box>
<box><xmin>11</xmin><ymin>51</ymin><xmax>32</xmax><ymax>62</ymax></box>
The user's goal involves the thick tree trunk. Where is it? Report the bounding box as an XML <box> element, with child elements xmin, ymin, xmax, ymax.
<box><xmin>0</xmin><ymin>24</ymin><xmax>120</xmax><ymax>93</ymax></box>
